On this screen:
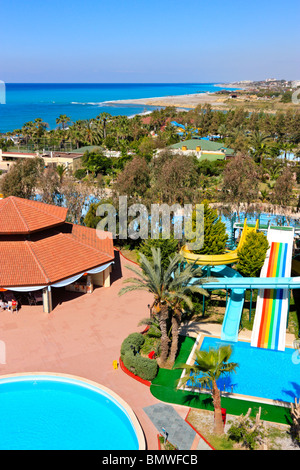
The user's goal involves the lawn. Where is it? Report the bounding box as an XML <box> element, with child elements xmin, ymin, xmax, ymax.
<box><xmin>150</xmin><ymin>335</ymin><xmax>292</xmax><ymax>425</ymax></box>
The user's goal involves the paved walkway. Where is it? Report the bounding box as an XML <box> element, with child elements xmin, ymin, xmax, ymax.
<box><xmin>3</xmin><ymin>249</ymin><xmax>295</xmax><ymax>450</ymax></box>
<box><xmin>180</xmin><ymin>319</ymin><xmax>296</xmax><ymax>347</ymax></box>
<box><xmin>143</xmin><ymin>403</ymin><xmax>212</xmax><ymax>450</ymax></box>
<box><xmin>0</xmin><ymin>250</ymin><xmax>214</xmax><ymax>450</ymax></box>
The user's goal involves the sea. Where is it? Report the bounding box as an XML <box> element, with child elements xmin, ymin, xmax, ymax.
<box><xmin>0</xmin><ymin>83</ymin><xmax>234</xmax><ymax>133</ymax></box>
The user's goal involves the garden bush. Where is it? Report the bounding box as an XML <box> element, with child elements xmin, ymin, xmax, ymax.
<box><xmin>134</xmin><ymin>355</ymin><xmax>158</xmax><ymax>381</ymax></box>
<box><xmin>120</xmin><ymin>332</ymin><xmax>145</xmax><ymax>356</ymax></box>
<box><xmin>140</xmin><ymin>335</ymin><xmax>160</xmax><ymax>356</ymax></box>
<box><xmin>121</xmin><ymin>332</ymin><xmax>158</xmax><ymax>381</ymax></box>
<box><xmin>74</xmin><ymin>168</ymin><xmax>87</xmax><ymax>180</ymax></box>
<box><xmin>122</xmin><ymin>350</ymin><xmax>138</xmax><ymax>373</ymax></box>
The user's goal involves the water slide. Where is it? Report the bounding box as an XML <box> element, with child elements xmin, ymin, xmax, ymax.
<box><xmin>221</xmin><ymin>288</ymin><xmax>245</xmax><ymax>342</ymax></box>
<box><xmin>214</xmin><ymin>266</ymin><xmax>245</xmax><ymax>343</ymax></box>
<box><xmin>182</xmin><ymin>220</ymin><xmax>257</xmax><ymax>342</ymax></box>
<box><xmin>251</xmin><ymin>227</ymin><xmax>295</xmax><ymax>351</ymax></box>
<box><xmin>181</xmin><ymin>219</ymin><xmax>259</xmax><ymax>266</ymax></box>
<box><xmin>183</xmin><ymin>219</ymin><xmax>299</xmax><ymax>344</ymax></box>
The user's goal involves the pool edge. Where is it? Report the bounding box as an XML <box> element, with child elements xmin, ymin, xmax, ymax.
<box><xmin>0</xmin><ymin>371</ymin><xmax>146</xmax><ymax>450</ymax></box>
<box><xmin>178</xmin><ymin>333</ymin><xmax>293</xmax><ymax>409</ymax></box>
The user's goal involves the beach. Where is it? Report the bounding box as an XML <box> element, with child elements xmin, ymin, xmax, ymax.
<box><xmin>107</xmin><ymin>91</ymin><xmax>228</xmax><ymax>110</ymax></box>
<box><xmin>1</xmin><ymin>83</ymin><xmax>236</xmax><ymax>132</ymax></box>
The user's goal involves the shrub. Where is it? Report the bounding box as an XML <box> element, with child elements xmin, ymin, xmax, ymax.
<box><xmin>120</xmin><ymin>333</ymin><xmax>145</xmax><ymax>356</ymax></box>
<box><xmin>134</xmin><ymin>355</ymin><xmax>158</xmax><ymax>381</ymax></box>
<box><xmin>74</xmin><ymin>168</ymin><xmax>87</xmax><ymax>180</ymax></box>
<box><xmin>138</xmin><ymin>237</ymin><xmax>179</xmax><ymax>270</ymax></box>
<box><xmin>140</xmin><ymin>335</ymin><xmax>160</xmax><ymax>356</ymax></box>
<box><xmin>122</xmin><ymin>350</ymin><xmax>138</xmax><ymax>373</ymax></box>
<box><xmin>120</xmin><ymin>332</ymin><xmax>158</xmax><ymax>381</ymax></box>
<box><xmin>227</xmin><ymin>418</ymin><xmax>264</xmax><ymax>450</ymax></box>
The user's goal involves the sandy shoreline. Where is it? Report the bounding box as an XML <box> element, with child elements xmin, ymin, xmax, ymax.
<box><xmin>105</xmin><ymin>83</ymin><xmax>243</xmax><ymax>110</ymax></box>
<box><xmin>106</xmin><ymin>91</ymin><xmax>229</xmax><ymax>110</ymax></box>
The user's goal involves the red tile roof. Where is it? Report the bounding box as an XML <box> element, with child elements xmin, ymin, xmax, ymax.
<box><xmin>0</xmin><ymin>224</ymin><xmax>114</xmax><ymax>287</ymax></box>
<box><xmin>0</xmin><ymin>196</ymin><xmax>68</xmax><ymax>234</ymax></box>
<box><xmin>0</xmin><ymin>197</ymin><xmax>115</xmax><ymax>287</ymax></box>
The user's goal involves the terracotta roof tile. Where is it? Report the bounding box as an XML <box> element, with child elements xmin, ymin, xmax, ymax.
<box><xmin>0</xmin><ymin>225</ymin><xmax>114</xmax><ymax>287</ymax></box>
<box><xmin>0</xmin><ymin>198</ymin><xmax>114</xmax><ymax>288</ymax></box>
<box><xmin>0</xmin><ymin>197</ymin><xmax>68</xmax><ymax>234</ymax></box>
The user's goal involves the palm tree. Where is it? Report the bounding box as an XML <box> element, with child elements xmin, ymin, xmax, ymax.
<box><xmin>67</xmin><ymin>122</ymin><xmax>84</xmax><ymax>149</ymax></box>
<box><xmin>225</xmin><ymin>125</ymin><xmax>248</xmax><ymax>152</ymax></box>
<box><xmin>80</xmin><ymin>119</ymin><xmax>102</xmax><ymax>145</ymax></box>
<box><xmin>259</xmin><ymin>188</ymin><xmax>269</xmax><ymax>202</ymax></box>
<box><xmin>31</xmin><ymin>118</ymin><xmax>49</xmax><ymax>150</ymax></box>
<box><xmin>21</xmin><ymin>121</ymin><xmax>36</xmax><ymax>148</ymax></box>
<box><xmin>96</xmin><ymin>112</ymin><xmax>111</xmax><ymax>140</ymax></box>
<box><xmin>112</xmin><ymin>115</ymin><xmax>130</xmax><ymax>144</ymax></box>
<box><xmin>280</xmin><ymin>141</ymin><xmax>295</xmax><ymax>160</ymax></box>
<box><xmin>56</xmin><ymin>164</ymin><xmax>67</xmax><ymax>183</ymax></box>
<box><xmin>56</xmin><ymin>114</ymin><xmax>71</xmax><ymax>131</ymax></box>
<box><xmin>34</xmin><ymin>118</ymin><xmax>49</xmax><ymax>135</ymax></box>
<box><xmin>166</xmin><ymin>263</ymin><xmax>209</xmax><ymax>365</ymax></box>
<box><xmin>163</xmin><ymin>122</ymin><xmax>180</xmax><ymax>144</ymax></box>
<box><xmin>217</xmin><ymin>123</ymin><xmax>228</xmax><ymax>140</ymax></box>
<box><xmin>177</xmin><ymin>345</ymin><xmax>238</xmax><ymax>435</ymax></box>
<box><xmin>248</xmin><ymin>130</ymin><xmax>272</xmax><ymax>165</ymax></box>
<box><xmin>119</xmin><ymin>248</ymin><xmax>207</xmax><ymax>365</ymax></box>
<box><xmin>264</xmin><ymin>158</ymin><xmax>283</xmax><ymax>181</ymax></box>
<box><xmin>183</xmin><ymin>124</ymin><xmax>197</xmax><ymax>140</ymax></box>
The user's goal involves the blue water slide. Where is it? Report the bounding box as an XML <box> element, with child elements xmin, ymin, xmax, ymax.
<box><xmin>190</xmin><ymin>266</ymin><xmax>300</xmax><ymax>343</ymax></box>
<box><xmin>197</xmin><ymin>276</ymin><xmax>300</xmax><ymax>290</ymax></box>
<box><xmin>221</xmin><ymin>288</ymin><xmax>245</xmax><ymax>342</ymax></box>
<box><xmin>199</xmin><ymin>265</ymin><xmax>245</xmax><ymax>342</ymax></box>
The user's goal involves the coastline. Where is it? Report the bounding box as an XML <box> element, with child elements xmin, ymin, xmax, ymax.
<box><xmin>105</xmin><ymin>91</ymin><xmax>229</xmax><ymax>110</ymax></box>
<box><xmin>0</xmin><ymin>83</ymin><xmax>234</xmax><ymax>132</ymax></box>
<box><xmin>214</xmin><ymin>82</ymin><xmax>246</xmax><ymax>90</ymax></box>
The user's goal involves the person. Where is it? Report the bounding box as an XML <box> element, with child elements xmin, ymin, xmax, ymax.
<box><xmin>11</xmin><ymin>299</ymin><xmax>17</xmax><ymax>312</ymax></box>
<box><xmin>0</xmin><ymin>300</ymin><xmax>8</xmax><ymax>310</ymax></box>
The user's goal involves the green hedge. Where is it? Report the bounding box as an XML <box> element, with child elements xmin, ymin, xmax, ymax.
<box><xmin>121</xmin><ymin>333</ymin><xmax>145</xmax><ymax>355</ymax></box>
<box><xmin>121</xmin><ymin>333</ymin><xmax>158</xmax><ymax>381</ymax></box>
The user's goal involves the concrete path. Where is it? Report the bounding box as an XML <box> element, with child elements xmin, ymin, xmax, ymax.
<box><xmin>0</xmin><ymin>249</ymin><xmax>214</xmax><ymax>450</ymax></box>
<box><xmin>143</xmin><ymin>403</ymin><xmax>213</xmax><ymax>450</ymax></box>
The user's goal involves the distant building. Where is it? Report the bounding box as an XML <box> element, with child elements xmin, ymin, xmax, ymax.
<box><xmin>165</xmin><ymin>138</ymin><xmax>234</xmax><ymax>161</ymax></box>
<box><xmin>0</xmin><ymin>149</ymin><xmax>83</xmax><ymax>173</ymax></box>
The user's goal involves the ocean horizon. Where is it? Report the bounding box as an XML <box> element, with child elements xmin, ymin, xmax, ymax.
<box><xmin>0</xmin><ymin>82</ymin><xmax>235</xmax><ymax>133</ymax></box>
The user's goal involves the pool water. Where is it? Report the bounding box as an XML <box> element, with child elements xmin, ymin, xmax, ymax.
<box><xmin>0</xmin><ymin>375</ymin><xmax>140</xmax><ymax>450</ymax></box>
<box><xmin>190</xmin><ymin>336</ymin><xmax>300</xmax><ymax>404</ymax></box>
<box><xmin>221</xmin><ymin>211</ymin><xmax>299</xmax><ymax>246</ymax></box>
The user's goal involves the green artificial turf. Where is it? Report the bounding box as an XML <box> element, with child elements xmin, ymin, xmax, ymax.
<box><xmin>150</xmin><ymin>335</ymin><xmax>292</xmax><ymax>425</ymax></box>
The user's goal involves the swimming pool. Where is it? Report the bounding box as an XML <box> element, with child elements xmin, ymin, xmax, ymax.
<box><xmin>188</xmin><ymin>336</ymin><xmax>300</xmax><ymax>405</ymax></box>
<box><xmin>0</xmin><ymin>373</ymin><xmax>144</xmax><ymax>450</ymax></box>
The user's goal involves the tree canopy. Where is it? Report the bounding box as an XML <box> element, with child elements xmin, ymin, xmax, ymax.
<box><xmin>237</xmin><ymin>231</ymin><xmax>269</xmax><ymax>277</ymax></box>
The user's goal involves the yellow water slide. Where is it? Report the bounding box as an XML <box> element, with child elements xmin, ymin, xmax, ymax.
<box><xmin>181</xmin><ymin>219</ymin><xmax>259</xmax><ymax>266</ymax></box>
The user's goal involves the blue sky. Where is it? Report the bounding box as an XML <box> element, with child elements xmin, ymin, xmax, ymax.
<box><xmin>1</xmin><ymin>0</ymin><xmax>299</xmax><ymax>83</ymax></box>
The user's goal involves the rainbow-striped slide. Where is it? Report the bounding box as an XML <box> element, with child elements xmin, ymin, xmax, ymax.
<box><xmin>251</xmin><ymin>227</ymin><xmax>294</xmax><ymax>351</ymax></box>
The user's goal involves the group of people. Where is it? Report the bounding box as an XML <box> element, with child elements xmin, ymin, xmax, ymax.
<box><xmin>0</xmin><ymin>296</ymin><xmax>18</xmax><ymax>312</ymax></box>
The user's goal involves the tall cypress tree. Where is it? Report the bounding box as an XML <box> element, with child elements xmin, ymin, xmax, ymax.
<box><xmin>237</xmin><ymin>231</ymin><xmax>269</xmax><ymax>277</ymax></box>
<box><xmin>193</xmin><ymin>200</ymin><xmax>228</xmax><ymax>255</ymax></box>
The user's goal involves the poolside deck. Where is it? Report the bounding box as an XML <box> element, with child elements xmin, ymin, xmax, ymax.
<box><xmin>180</xmin><ymin>320</ymin><xmax>296</xmax><ymax>347</ymax></box>
<box><xmin>1</xmin><ymin>249</ymin><xmax>296</xmax><ymax>449</ymax></box>
<box><xmin>0</xmin><ymin>250</ymin><xmax>162</xmax><ymax>449</ymax></box>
